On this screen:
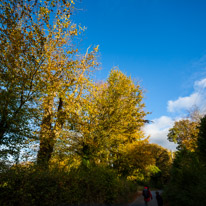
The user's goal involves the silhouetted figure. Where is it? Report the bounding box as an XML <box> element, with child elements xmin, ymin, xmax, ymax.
<box><xmin>156</xmin><ymin>191</ymin><xmax>163</xmax><ymax>206</ymax></box>
<box><xmin>142</xmin><ymin>186</ymin><xmax>152</xmax><ymax>206</ymax></box>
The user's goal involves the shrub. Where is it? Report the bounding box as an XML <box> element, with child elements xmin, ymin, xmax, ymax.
<box><xmin>163</xmin><ymin>149</ymin><xmax>206</xmax><ymax>206</ymax></box>
<box><xmin>0</xmin><ymin>164</ymin><xmax>137</xmax><ymax>206</ymax></box>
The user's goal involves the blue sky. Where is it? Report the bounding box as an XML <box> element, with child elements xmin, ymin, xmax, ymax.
<box><xmin>73</xmin><ymin>0</ymin><xmax>206</xmax><ymax>150</ymax></box>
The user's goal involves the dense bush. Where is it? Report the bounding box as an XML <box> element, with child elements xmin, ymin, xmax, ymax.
<box><xmin>163</xmin><ymin>115</ymin><xmax>206</xmax><ymax>206</ymax></box>
<box><xmin>163</xmin><ymin>149</ymin><xmax>206</xmax><ymax>206</ymax></box>
<box><xmin>0</xmin><ymin>164</ymin><xmax>137</xmax><ymax>206</ymax></box>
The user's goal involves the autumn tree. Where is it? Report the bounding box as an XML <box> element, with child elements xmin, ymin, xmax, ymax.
<box><xmin>77</xmin><ymin>69</ymin><xmax>147</xmax><ymax>166</ymax></box>
<box><xmin>116</xmin><ymin>142</ymin><xmax>154</xmax><ymax>179</ymax></box>
<box><xmin>167</xmin><ymin>119</ymin><xmax>199</xmax><ymax>152</ymax></box>
<box><xmin>51</xmin><ymin>69</ymin><xmax>149</xmax><ymax>168</ymax></box>
<box><xmin>114</xmin><ymin>142</ymin><xmax>172</xmax><ymax>186</ymax></box>
<box><xmin>0</xmin><ymin>0</ymin><xmax>99</xmax><ymax>166</ymax></box>
<box><xmin>97</xmin><ymin>69</ymin><xmax>148</xmax><ymax>168</ymax></box>
<box><xmin>0</xmin><ymin>0</ymin><xmax>46</xmax><ymax>159</ymax></box>
<box><xmin>149</xmin><ymin>144</ymin><xmax>172</xmax><ymax>186</ymax></box>
<box><xmin>167</xmin><ymin>108</ymin><xmax>205</xmax><ymax>152</ymax></box>
<box><xmin>33</xmin><ymin>1</ymin><xmax>99</xmax><ymax>166</ymax></box>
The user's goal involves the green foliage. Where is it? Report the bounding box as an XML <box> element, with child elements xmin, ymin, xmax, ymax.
<box><xmin>163</xmin><ymin>149</ymin><xmax>206</xmax><ymax>206</ymax></box>
<box><xmin>0</xmin><ymin>0</ymin><xmax>43</xmax><ymax>158</ymax></box>
<box><xmin>0</xmin><ymin>164</ymin><xmax>137</xmax><ymax>206</ymax></box>
<box><xmin>197</xmin><ymin>115</ymin><xmax>206</xmax><ymax>163</ymax></box>
<box><xmin>149</xmin><ymin>144</ymin><xmax>172</xmax><ymax>188</ymax></box>
<box><xmin>164</xmin><ymin>114</ymin><xmax>206</xmax><ymax>205</ymax></box>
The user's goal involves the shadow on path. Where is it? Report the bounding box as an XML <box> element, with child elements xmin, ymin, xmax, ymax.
<box><xmin>129</xmin><ymin>190</ymin><xmax>162</xmax><ymax>206</ymax></box>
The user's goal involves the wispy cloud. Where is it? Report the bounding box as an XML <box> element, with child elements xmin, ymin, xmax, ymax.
<box><xmin>167</xmin><ymin>78</ymin><xmax>206</xmax><ymax>114</ymax></box>
<box><xmin>194</xmin><ymin>78</ymin><xmax>206</xmax><ymax>88</ymax></box>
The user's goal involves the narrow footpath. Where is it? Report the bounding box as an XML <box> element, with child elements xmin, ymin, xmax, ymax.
<box><xmin>129</xmin><ymin>190</ymin><xmax>162</xmax><ymax>206</ymax></box>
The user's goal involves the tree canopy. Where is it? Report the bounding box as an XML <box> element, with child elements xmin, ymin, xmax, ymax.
<box><xmin>0</xmin><ymin>1</ymin><xmax>175</xmax><ymax>205</ymax></box>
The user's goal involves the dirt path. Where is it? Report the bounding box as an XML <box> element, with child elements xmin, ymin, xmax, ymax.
<box><xmin>129</xmin><ymin>190</ymin><xmax>162</xmax><ymax>206</ymax></box>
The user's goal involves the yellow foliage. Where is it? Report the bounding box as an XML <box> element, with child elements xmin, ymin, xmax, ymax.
<box><xmin>168</xmin><ymin>119</ymin><xmax>200</xmax><ymax>151</ymax></box>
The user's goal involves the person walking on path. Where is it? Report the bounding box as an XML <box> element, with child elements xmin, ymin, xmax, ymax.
<box><xmin>142</xmin><ymin>186</ymin><xmax>153</xmax><ymax>206</ymax></box>
<box><xmin>155</xmin><ymin>191</ymin><xmax>163</xmax><ymax>206</ymax></box>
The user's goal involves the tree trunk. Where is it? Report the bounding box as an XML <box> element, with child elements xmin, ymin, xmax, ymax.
<box><xmin>37</xmin><ymin>97</ymin><xmax>54</xmax><ymax>167</ymax></box>
<box><xmin>0</xmin><ymin>114</ymin><xmax>8</xmax><ymax>145</ymax></box>
<box><xmin>37</xmin><ymin>97</ymin><xmax>64</xmax><ymax>167</ymax></box>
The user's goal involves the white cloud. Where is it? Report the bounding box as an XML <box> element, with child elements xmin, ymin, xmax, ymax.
<box><xmin>144</xmin><ymin>78</ymin><xmax>206</xmax><ymax>151</ymax></box>
<box><xmin>194</xmin><ymin>78</ymin><xmax>206</xmax><ymax>89</ymax></box>
<box><xmin>167</xmin><ymin>78</ymin><xmax>206</xmax><ymax>113</ymax></box>
<box><xmin>167</xmin><ymin>93</ymin><xmax>200</xmax><ymax>113</ymax></box>
<box><xmin>143</xmin><ymin>116</ymin><xmax>177</xmax><ymax>151</ymax></box>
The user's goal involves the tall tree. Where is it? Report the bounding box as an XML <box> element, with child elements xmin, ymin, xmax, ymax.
<box><xmin>65</xmin><ymin>69</ymin><xmax>149</xmax><ymax>167</ymax></box>
<box><xmin>97</xmin><ymin>69</ymin><xmax>148</xmax><ymax>167</ymax></box>
<box><xmin>36</xmin><ymin>45</ymin><xmax>99</xmax><ymax>166</ymax></box>
<box><xmin>0</xmin><ymin>0</ymin><xmax>99</xmax><ymax>165</ymax></box>
<box><xmin>35</xmin><ymin>1</ymin><xmax>99</xmax><ymax>166</ymax></box>
<box><xmin>197</xmin><ymin>115</ymin><xmax>206</xmax><ymax>163</ymax></box>
<box><xmin>0</xmin><ymin>0</ymin><xmax>46</xmax><ymax>158</ymax></box>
